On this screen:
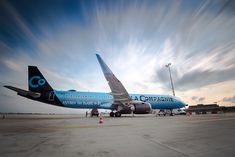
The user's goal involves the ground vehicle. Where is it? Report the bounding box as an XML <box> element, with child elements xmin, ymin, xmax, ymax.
<box><xmin>174</xmin><ymin>108</ymin><xmax>186</xmax><ymax>115</ymax></box>
<box><xmin>91</xmin><ymin>109</ymin><xmax>99</xmax><ymax>117</ymax></box>
<box><xmin>156</xmin><ymin>108</ymin><xmax>186</xmax><ymax>116</ymax></box>
<box><xmin>157</xmin><ymin>109</ymin><xmax>167</xmax><ymax>116</ymax></box>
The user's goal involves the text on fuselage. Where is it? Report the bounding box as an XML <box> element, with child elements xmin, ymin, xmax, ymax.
<box><xmin>131</xmin><ymin>95</ymin><xmax>174</xmax><ymax>102</ymax></box>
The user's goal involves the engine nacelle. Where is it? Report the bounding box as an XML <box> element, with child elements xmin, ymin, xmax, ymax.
<box><xmin>132</xmin><ymin>101</ymin><xmax>152</xmax><ymax>114</ymax></box>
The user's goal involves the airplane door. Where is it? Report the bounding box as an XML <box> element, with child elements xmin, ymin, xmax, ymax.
<box><xmin>49</xmin><ymin>91</ymin><xmax>55</xmax><ymax>101</ymax></box>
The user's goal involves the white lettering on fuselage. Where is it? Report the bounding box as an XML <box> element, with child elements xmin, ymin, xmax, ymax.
<box><xmin>62</xmin><ymin>100</ymin><xmax>101</xmax><ymax>105</ymax></box>
<box><xmin>131</xmin><ymin>95</ymin><xmax>174</xmax><ymax>102</ymax></box>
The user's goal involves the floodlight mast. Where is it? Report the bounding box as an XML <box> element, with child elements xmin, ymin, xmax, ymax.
<box><xmin>165</xmin><ymin>63</ymin><xmax>175</xmax><ymax>96</ymax></box>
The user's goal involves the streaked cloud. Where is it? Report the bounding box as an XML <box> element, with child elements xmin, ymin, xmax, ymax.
<box><xmin>223</xmin><ymin>95</ymin><xmax>235</xmax><ymax>103</ymax></box>
<box><xmin>191</xmin><ymin>96</ymin><xmax>206</xmax><ymax>102</ymax></box>
<box><xmin>0</xmin><ymin>0</ymin><xmax>235</xmax><ymax>112</ymax></box>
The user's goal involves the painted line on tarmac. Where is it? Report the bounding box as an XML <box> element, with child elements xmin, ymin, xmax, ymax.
<box><xmin>32</xmin><ymin>124</ymin><xmax>131</xmax><ymax>131</ymax></box>
<box><xmin>0</xmin><ymin>124</ymin><xmax>131</xmax><ymax>133</ymax></box>
<box><xmin>143</xmin><ymin>134</ymin><xmax>189</xmax><ymax>157</ymax></box>
<box><xmin>188</xmin><ymin>117</ymin><xmax>235</xmax><ymax>123</ymax></box>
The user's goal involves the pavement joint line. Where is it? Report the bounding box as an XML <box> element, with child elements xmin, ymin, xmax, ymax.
<box><xmin>30</xmin><ymin>138</ymin><xmax>49</xmax><ymax>150</ymax></box>
<box><xmin>187</xmin><ymin>117</ymin><xmax>235</xmax><ymax>123</ymax></box>
<box><xmin>32</xmin><ymin>124</ymin><xmax>131</xmax><ymax>131</ymax></box>
<box><xmin>143</xmin><ymin>135</ymin><xmax>189</xmax><ymax>157</ymax></box>
<box><xmin>0</xmin><ymin>124</ymin><xmax>131</xmax><ymax>133</ymax></box>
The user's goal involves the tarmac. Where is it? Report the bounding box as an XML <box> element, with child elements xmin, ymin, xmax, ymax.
<box><xmin>1</xmin><ymin>113</ymin><xmax>235</xmax><ymax>157</ymax></box>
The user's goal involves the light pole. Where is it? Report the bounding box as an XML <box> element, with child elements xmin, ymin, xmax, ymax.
<box><xmin>165</xmin><ymin>63</ymin><xmax>175</xmax><ymax>96</ymax></box>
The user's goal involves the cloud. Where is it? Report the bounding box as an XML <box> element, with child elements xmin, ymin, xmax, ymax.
<box><xmin>0</xmin><ymin>0</ymin><xmax>235</xmax><ymax>113</ymax></box>
<box><xmin>191</xmin><ymin>96</ymin><xmax>206</xmax><ymax>102</ymax></box>
<box><xmin>2</xmin><ymin>60</ymin><xmax>21</xmax><ymax>72</ymax></box>
<box><xmin>175</xmin><ymin>67</ymin><xmax>235</xmax><ymax>91</ymax></box>
<box><xmin>223</xmin><ymin>95</ymin><xmax>235</xmax><ymax>103</ymax></box>
<box><xmin>154</xmin><ymin>45</ymin><xmax>235</xmax><ymax>91</ymax></box>
<box><xmin>191</xmin><ymin>96</ymin><xmax>198</xmax><ymax>101</ymax></box>
<box><xmin>198</xmin><ymin>97</ymin><xmax>205</xmax><ymax>102</ymax></box>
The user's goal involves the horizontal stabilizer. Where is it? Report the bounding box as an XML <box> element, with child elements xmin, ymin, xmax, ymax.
<box><xmin>4</xmin><ymin>85</ymin><xmax>41</xmax><ymax>98</ymax></box>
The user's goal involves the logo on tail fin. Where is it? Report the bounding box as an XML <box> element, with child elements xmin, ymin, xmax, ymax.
<box><xmin>29</xmin><ymin>76</ymin><xmax>46</xmax><ymax>88</ymax></box>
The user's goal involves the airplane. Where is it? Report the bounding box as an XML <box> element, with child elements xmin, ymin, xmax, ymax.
<box><xmin>4</xmin><ymin>54</ymin><xmax>186</xmax><ymax>117</ymax></box>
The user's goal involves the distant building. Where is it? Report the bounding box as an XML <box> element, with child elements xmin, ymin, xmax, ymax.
<box><xmin>222</xmin><ymin>106</ymin><xmax>235</xmax><ymax>113</ymax></box>
<box><xmin>186</xmin><ymin>104</ymin><xmax>222</xmax><ymax>114</ymax></box>
<box><xmin>187</xmin><ymin>104</ymin><xmax>235</xmax><ymax>114</ymax></box>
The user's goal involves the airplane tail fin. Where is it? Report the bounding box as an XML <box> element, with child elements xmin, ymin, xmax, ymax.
<box><xmin>28</xmin><ymin>66</ymin><xmax>53</xmax><ymax>93</ymax></box>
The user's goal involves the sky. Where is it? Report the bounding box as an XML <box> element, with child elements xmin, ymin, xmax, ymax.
<box><xmin>0</xmin><ymin>0</ymin><xmax>235</xmax><ymax>113</ymax></box>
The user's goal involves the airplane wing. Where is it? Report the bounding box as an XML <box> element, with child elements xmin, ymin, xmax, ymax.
<box><xmin>96</xmin><ymin>54</ymin><xmax>132</xmax><ymax>107</ymax></box>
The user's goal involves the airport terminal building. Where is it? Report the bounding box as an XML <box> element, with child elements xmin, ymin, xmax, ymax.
<box><xmin>186</xmin><ymin>104</ymin><xmax>235</xmax><ymax>114</ymax></box>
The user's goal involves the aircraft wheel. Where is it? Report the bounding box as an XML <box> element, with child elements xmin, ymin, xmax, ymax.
<box><xmin>115</xmin><ymin>112</ymin><xmax>121</xmax><ymax>117</ymax></box>
<box><xmin>110</xmin><ymin>112</ymin><xmax>115</xmax><ymax>117</ymax></box>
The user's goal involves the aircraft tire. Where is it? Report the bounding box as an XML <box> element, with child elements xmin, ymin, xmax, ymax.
<box><xmin>110</xmin><ymin>112</ymin><xmax>115</xmax><ymax>117</ymax></box>
<box><xmin>115</xmin><ymin>112</ymin><xmax>121</xmax><ymax>117</ymax></box>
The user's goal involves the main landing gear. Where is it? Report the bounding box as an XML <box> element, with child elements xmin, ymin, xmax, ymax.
<box><xmin>110</xmin><ymin>111</ymin><xmax>121</xmax><ymax>117</ymax></box>
<box><xmin>115</xmin><ymin>112</ymin><xmax>121</xmax><ymax>117</ymax></box>
<box><xmin>170</xmin><ymin>109</ymin><xmax>174</xmax><ymax>116</ymax></box>
<box><xmin>157</xmin><ymin>109</ymin><xmax>174</xmax><ymax>116</ymax></box>
<box><xmin>110</xmin><ymin>111</ymin><xmax>115</xmax><ymax>117</ymax></box>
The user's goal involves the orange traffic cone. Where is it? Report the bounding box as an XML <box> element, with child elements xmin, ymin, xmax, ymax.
<box><xmin>186</xmin><ymin>112</ymin><xmax>192</xmax><ymax>116</ymax></box>
<box><xmin>99</xmin><ymin>116</ymin><xmax>103</xmax><ymax>124</ymax></box>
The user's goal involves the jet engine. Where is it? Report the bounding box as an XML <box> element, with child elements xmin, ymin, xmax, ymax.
<box><xmin>132</xmin><ymin>101</ymin><xmax>152</xmax><ymax>114</ymax></box>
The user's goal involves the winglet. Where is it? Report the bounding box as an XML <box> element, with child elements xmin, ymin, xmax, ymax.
<box><xmin>96</xmin><ymin>54</ymin><xmax>113</xmax><ymax>75</ymax></box>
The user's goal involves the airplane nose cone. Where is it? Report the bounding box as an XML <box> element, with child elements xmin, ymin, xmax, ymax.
<box><xmin>181</xmin><ymin>101</ymin><xmax>187</xmax><ymax>108</ymax></box>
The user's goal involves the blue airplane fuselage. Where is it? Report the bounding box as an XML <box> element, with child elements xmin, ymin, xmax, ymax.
<box><xmin>54</xmin><ymin>90</ymin><xmax>185</xmax><ymax>110</ymax></box>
